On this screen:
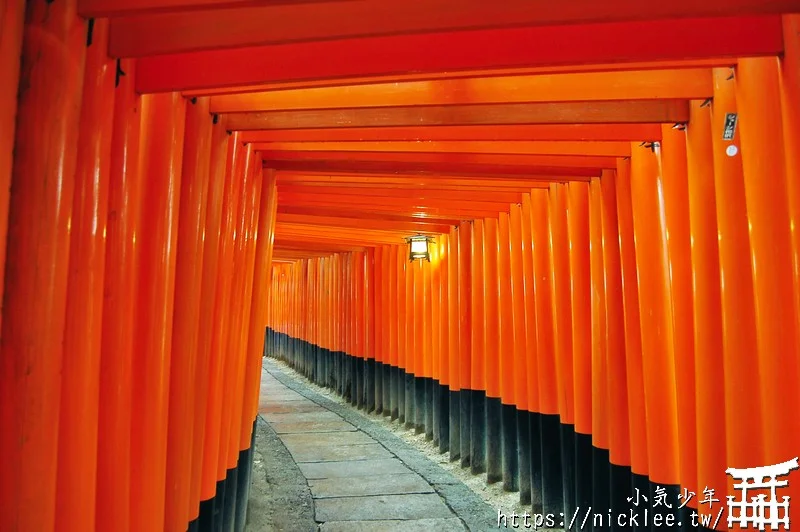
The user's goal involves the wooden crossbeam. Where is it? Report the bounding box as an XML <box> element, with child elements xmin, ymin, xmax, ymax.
<box><xmin>276</xmin><ymin>213</ymin><xmax>450</xmax><ymax>234</ymax></box>
<box><xmin>278</xmin><ymin>185</ymin><xmax>524</xmax><ymax>203</ymax></box>
<box><xmin>228</xmin><ymin>101</ymin><xmax>688</xmax><ymax>131</ymax></box>
<box><xmin>277</xmin><ymin>205</ymin><xmax>467</xmax><ymax>226</ymax></box>
<box><xmin>277</xmin><ymin>190</ymin><xmax>514</xmax><ymax>211</ymax></box>
<box><xmin>241</xmin><ymin>124</ymin><xmax>663</xmax><ymax>143</ymax></box>
<box><xmin>183</xmin><ymin>59</ymin><xmax>731</xmax><ymax>97</ymax></box>
<box><xmin>133</xmin><ymin>16</ymin><xmax>783</xmax><ymax>92</ymax></box>
<box><xmin>266</xmin><ymin>159</ymin><xmax>602</xmax><ymax>177</ymax></box>
<box><xmin>110</xmin><ymin>2</ymin><xmax>794</xmax><ymax>57</ymax></box>
<box><xmin>209</xmin><ymin>69</ymin><xmax>712</xmax><ymax>112</ymax></box>
<box><xmin>253</xmin><ymin>141</ymin><xmax>632</xmax><ymax>157</ymax></box>
<box><xmin>273</xmin><ymin>173</ymin><xmax>556</xmax><ymax>190</ymax></box>
<box><xmin>277</xmin><ymin>202</ymin><xmax>506</xmax><ymax>220</ymax></box>
<box><xmin>263</xmin><ymin>151</ymin><xmax>618</xmax><ymax>170</ymax></box>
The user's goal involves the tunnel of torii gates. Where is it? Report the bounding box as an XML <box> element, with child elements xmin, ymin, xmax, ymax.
<box><xmin>1</xmin><ymin>1</ymin><xmax>800</xmax><ymax>531</ymax></box>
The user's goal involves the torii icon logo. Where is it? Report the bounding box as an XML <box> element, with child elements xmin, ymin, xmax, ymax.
<box><xmin>726</xmin><ymin>458</ymin><xmax>800</xmax><ymax>530</ymax></box>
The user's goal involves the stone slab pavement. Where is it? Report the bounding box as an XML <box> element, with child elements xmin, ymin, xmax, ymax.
<box><xmin>257</xmin><ymin>358</ymin><xmax>498</xmax><ymax>531</ymax></box>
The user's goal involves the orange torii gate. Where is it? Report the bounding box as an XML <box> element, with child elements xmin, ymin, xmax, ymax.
<box><xmin>1</xmin><ymin>1</ymin><xmax>799</xmax><ymax>531</ymax></box>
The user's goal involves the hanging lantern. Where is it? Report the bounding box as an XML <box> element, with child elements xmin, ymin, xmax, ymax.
<box><xmin>406</xmin><ymin>235</ymin><xmax>432</xmax><ymax>262</ymax></box>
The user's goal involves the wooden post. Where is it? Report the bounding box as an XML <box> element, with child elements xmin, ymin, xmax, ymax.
<box><xmin>57</xmin><ymin>17</ymin><xmax>115</xmax><ymax>532</ymax></box>
<box><xmin>165</xmin><ymin>96</ymin><xmax>213</xmax><ymax>532</ymax></box>
<box><xmin>0</xmin><ymin>1</ymin><xmax>86</xmax><ymax>528</ymax></box>
<box><xmin>0</xmin><ymin>0</ymin><xmax>24</xmax><ymax>330</ymax></box>
<box><xmin>131</xmin><ymin>91</ymin><xmax>187</xmax><ymax>532</ymax></box>
<box><xmin>96</xmin><ymin>57</ymin><xmax>140</xmax><ymax>532</ymax></box>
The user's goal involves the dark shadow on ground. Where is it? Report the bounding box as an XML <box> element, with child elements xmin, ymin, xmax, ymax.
<box><xmin>246</xmin><ymin>416</ymin><xmax>317</xmax><ymax>532</ymax></box>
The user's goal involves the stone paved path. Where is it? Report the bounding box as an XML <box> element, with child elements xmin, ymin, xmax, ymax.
<box><xmin>258</xmin><ymin>359</ymin><xmax>497</xmax><ymax>531</ymax></box>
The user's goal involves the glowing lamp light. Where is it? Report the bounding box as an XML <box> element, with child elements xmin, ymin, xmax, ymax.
<box><xmin>406</xmin><ymin>235</ymin><xmax>432</xmax><ymax>262</ymax></box>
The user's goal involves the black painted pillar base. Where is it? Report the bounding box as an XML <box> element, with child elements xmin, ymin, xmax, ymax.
<box><xmin>234</xmin><ymin>421</ymin><xmax>257</xmax><ymax>532</ymax></box>
<box><xmin>449</xmin><ymin>390</ymin><xmax>460</xmax><ymax>460</ymax></box>
<box><xmin>197</xmin><ymin>422</ymin><xmax>256</xmax><ymax>532</ymax></box>
<box><xmin>310</xmin><ymin>343</ymin><xmax>315</xmax><ymax>380</ymax></box>
<box><xmin>315</xmin><ymin>347</ymin><xmax>321</xmax><ymax>386</ymax></box>
<box><xmin>331</xmin><ymin>351</ymin><xmax>339</xmax><ymax>394</ymax></box>
<box><xmin>366</xmin><ymin>358</ymin><xmax>375</xmax><ymax>413</ymax></box>
<box><xmin>559</xmin><ymin>423</ymin><xmax>575</xmax><ymax>520</ymax></box>
<box><xmin>321</xmin><ymin>347</ymin><xmax>328</xmax><ymax>388</ymax></box>
<box><xmin>203</xmin><ymin>478</ymin><xmax>225</xmax><ymax>531</ymax></box>
<box><xmin>348</xmin><ymin>353</ymin><xmax>355</xmax><ymax>403</ymax></box>
<box><xmin>374</xmin><ymin>361</ymin><xmax>383</xmax><ymax>415</ymax></box>
<box><xmin>320</xmin><ymin>349</ymin><xmax>331</xmax><ymax>388</ymax></box>
<box><xmin>354</xmin><ymin>356</ymin><xmax>360</xmax><ymax>406</ymax></box>
<box><xmin>610</xmin><ymin>463</ymin><xmax>633</xmax><ymax>530</ymax></box>
<box><xmin>631</xmin><ymin>473</ymin><xmax>650</xmax><ymax>532</ymax></box>
<box><xmin>328</xmin><ymin>349</ymin><xmax>334</xmax><ymax>389</ymax></box>
<box><xmin>304</xmin><ymin>340</ymin><xmax>310</xmax><ymax>377</ymax></box>
<box><xmin>575</xmin><ymin>431</ymin><xmax>593</xmax><ymax>516</ymax></box>
<box><xmin>415</xmin><ymin>376</ymin><xmax>425</xmax><ymax>434</ymax></box>
<box><xmin>356</xmin><ymin>356</ymin><xmax>365</xmax><ymax>409</ymax></box>
<box><xmin>222</xmin><ymin>466</ymin><xmax>238</xmax><ymax>532</ymax></box>
<box><xmin>326</xmin><ymin>348</ymin><xmax>333</xmax><ymax>388</ymax></box>
<box><xmin>485</xmin><ymin>396</ymin><xmax>503</xmax><ymax>484</ymax></box>
<box><xmin>390</xmin><ymin>366</ymin><xmax>399</xmax><ymax>420</ymax></box>
<box><xmin>341</xmin><ymin>352</ymin><xmax>347</xmax><ymax>395</ymax></box>
<box><xmin>432</xmin><ymin>379</ymin><xmax>441</xmax><ymax>445</ymax></box>
<box><xmin>397</xmin><ymin>368</ymin><xmax>406</xmax><ymax>424</ymax></box>
<box><xmin>298</xmin><ymin>338</ymin><xmax>305</xmax><ymax>375</ymax></box>
<box><xmin>349</xmin><ymin>355</ymin><xmax>358</xmax><ymax>406</ymax></box>
<box><xmin>470</xmin><ymin>389</ymin><xmax>486</xmax><ymax>475</ymax></box>
<box><xmin>342</xmin><ymin>351</ymin><xmax>348</xmax><ymax>399</ymax></box>
<box><xmin>425</xmin><ymin>377</ymin><xmax>434</xmax><ymax>440</ymax></box>
<box><xmin>540</xmin><ymin>414</ymin><xmax>564</xmax><ymax>516</ymax></box>
<box><xmin>314</xmin><ymin>344</ymin><xmax>320</xmax><ymax>383</ymax></box>
<box><xmin>308</xmin><ymin>343</ymin><xmax>315</xmax><ymax>381</ymax></box>
<box><xmin>322</xmin><ymin>347</ymin><xmax>329</xmax><ymax>388</ymax></box>
<box><xmin>592</xmin><ymin>446</ymin><xmax>611</xmax><ymax>532</ymax></box>
<box><xmin>374</xmin><ymin>360</ymin><xmax>383</xmax><ymax>414</ymax></box>
<box><xmin>310</xmin><ymin>343</ymin><xmax>315</xmax><ymax>382</ymax></box>
<box><xmin>501</xmin><ymin>403</ymin><xmax>519</xmax><ymax>492</ymax></box>
<box><xmin>214</xmin><ymin>478</ymin><xmax>226</xmax><ymax>531</ymax></box>
<box><xmin>438</xmin><ymin>383</ymin><xmax>449</xmax><ymax>453</ymax></box>
<box><xmin>517</xmin><ymin>410</ymin><xmax>531</xmax><ymax>504</ymax></box>
<box><xmin>405</xmin><ymin>373</ymin><xmax>415</xmax><ymax>429</ymax></box>
<box><xmin>316</xmin><ymin>346</ymin><xmax>325</xmax><ymax>386</ymax></box>
<box><xmin>375</xmin><ymin>362</ymin><xmax>384</xmax><ymax>416</ymax></box>
<box><xmin>339</xmin><ymin>351</ymin><xmax>347</xmax><ymax>398</ymax></box>
<box><xmin>382</xmin><ymin>364</ymin><xmax>391</xmax><ymax>417</ymax></box>
<box><xmin>317</xmin><ymin>345</ymin><xmax>323</xmax><ymax>383</ymax></box>
<box><xmin>460</xmin><ymin>389</ymin><xmax>471</xmax><ymax>468</ymax></box>
<box><xmin>298</xmin><ymin>339</ymin><xmax>304</xmax><ymax>374</ymax></box>
<box><xmin>361</xmin><ymin>357</ymin><xmax>367</xmax><ymax>408</ymax></box>
<box><xmin>297</xmin><ymin>339</ymin><xmax>302</xmax><ymax>374</ymax></box>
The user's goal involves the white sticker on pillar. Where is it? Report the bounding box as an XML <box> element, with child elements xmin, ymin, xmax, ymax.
<box><xmin>726</xmin><ymin>145</ymin><xmax>739</xmax><ymax>157</ymax></box>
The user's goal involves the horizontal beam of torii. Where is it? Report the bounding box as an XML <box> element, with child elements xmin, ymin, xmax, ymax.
<box><xmin>133</xmin><ymin>16</ymin><xmax>782</xmax><ymax>92</ymax></box>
